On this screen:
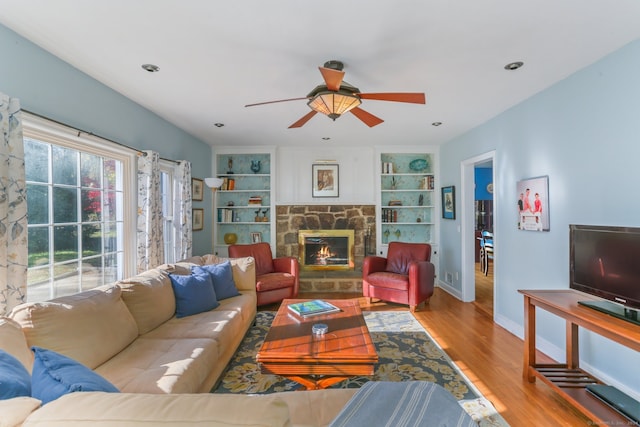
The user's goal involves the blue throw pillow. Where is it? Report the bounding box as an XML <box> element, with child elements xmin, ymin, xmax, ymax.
<box><xmin>193</xmin><ymin>261</ymin><xmax>240</xmax><ymax>300</ymax></box>
<box><xmin>169</xmin><ymin>272</ymin><xmax>220</xmax><ymax>317</ymax></box>
<box><xmin>31</xmin><ymin>347</ymin><xmax>119</xmax><ymax>404</ymax></box>
<box><xmin>0</xmin><ymin>349</ymin><xmax>31</xmax><ymax>399</ymax></box>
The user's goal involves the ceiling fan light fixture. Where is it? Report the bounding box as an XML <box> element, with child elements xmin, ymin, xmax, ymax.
<box><xmin>307</xmin><ymin>91</ymin><xmax>361</xmax><ymax>120</ymax></box>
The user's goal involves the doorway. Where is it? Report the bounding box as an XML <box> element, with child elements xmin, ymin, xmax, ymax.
<box><xmin>461</xmin><ymin>151</ymin><xmax>496</xmax><ymax>318</ymax></box>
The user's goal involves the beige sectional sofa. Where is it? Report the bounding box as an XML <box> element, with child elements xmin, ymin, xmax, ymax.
<box><xmin>1</xmin><ymin>254</ymin><xmax>358</xmax><ymax>426</ymax></box>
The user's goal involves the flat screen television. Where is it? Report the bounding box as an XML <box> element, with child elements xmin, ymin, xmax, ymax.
<box><xmin>570</xmin><ymin>224</ymin><xmax>640</xmax><ymax>325</ymax></box>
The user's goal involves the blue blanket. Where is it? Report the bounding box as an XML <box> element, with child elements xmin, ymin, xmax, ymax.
<box><xmin>329</xmin><ymin>381</ymin><xmax>477</xmax><ymax>427</ymax></box>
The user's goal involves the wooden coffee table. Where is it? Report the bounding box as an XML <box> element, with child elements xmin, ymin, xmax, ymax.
<box><xmin>256</xmin><ymin>299</ymin><xmax>378</xmax><ymax>390</ymax></box>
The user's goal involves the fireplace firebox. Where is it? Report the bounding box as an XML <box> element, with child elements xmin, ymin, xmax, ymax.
<box><xmin>298</xmin><ymin>229</ymin><xmax>355</xmax><ymax>271</ymax></box>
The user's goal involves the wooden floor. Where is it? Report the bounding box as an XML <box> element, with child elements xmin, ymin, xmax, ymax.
<box><xmin>279</xmin><ymin>264</ymin><xmax>592</xmax><ymax>426</ymax></box>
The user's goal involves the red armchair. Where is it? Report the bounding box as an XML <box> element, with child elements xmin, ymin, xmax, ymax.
<box><xmin>228</xmin><ymin>242</ymin><xmax>299</xmax><ymax>306</ymax></box>
<box><xmin>362</xmin><ymin>242</ymin><xmax>435</xmax><ymax>312</ymax></box>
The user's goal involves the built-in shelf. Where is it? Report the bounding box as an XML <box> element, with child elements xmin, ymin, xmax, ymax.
<box><xmin>377</xmin><ymin>151</ymin><xmax>437</xmax><ymax>252</ymax></box>
<box><xmin>214</xmin><ymin>149</ymin><xmax>275</xmax><ymax>255</ymax></box>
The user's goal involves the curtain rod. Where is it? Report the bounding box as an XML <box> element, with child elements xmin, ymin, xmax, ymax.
<box><xmin>21</xmin><ymin>108</ymin><xmax>181</xmax><ymax>164</ymax></box>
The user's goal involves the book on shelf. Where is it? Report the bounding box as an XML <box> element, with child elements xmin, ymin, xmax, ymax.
<box><xmin>287</xmin><ymin>300</ymin><xmax>340</xmax><ymax>318</ymax></box>
<box><xmin>248</xmin><ymin>196</ymin><xmax>263</xmax><ymax>205</ymax></box>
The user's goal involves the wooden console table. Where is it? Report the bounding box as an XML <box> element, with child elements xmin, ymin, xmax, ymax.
<box><xmin>519</xmin><ymin>289</ymin><xmax>640</xmax><ymax>424</ymax></box>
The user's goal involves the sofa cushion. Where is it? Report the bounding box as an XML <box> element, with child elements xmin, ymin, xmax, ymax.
<box><xmin>0</xmin><ymin>317</ymin><xmax>33</xmax><ymax>373</ymax></box>
<box><xmin>10</xmin><ymin>285</ymin><xmax>138</xmax><ymax>370</ymax></box>
<box><xmin>169</xmin><ymin>272</ymin><xmax>220</xmax><ymax>318</ymax></box>
<box><xmin>117</xmin><ymin>268</ymin><xmax>176</xmax><ymax>335</ymax></box>
<box><xmin>31</xmin><ymin>347</ymin><xmax>118</xmax><ymax>405</ymax></box>
<box><xmin>201</xmin><ymin>255</ymin><xmax>256</xmax><ymax>292</ymax></box>
<box><xmin>94</xmin><ymin>337</ymin><xmax>218</xmax><ymax>394</ymax></box>
<box><xmin>22</xmin><ymin>392</ymin><xmax>292</xmax><ymax>427</ymax></box>
<box><xmin>193</xmin><ymin>260</ymin><xmax>241</xmax><ymax>300</ymax></box>
<box><xmin>158</xmin><ymin>261</ymin><xmax>201</xmax><ymax>276</ymax></box>
<box><xmin>0</xmin><ymin>349</ymin><xmax>31</xmax><ymax>399</ymax></box>
<box><xmin>0</xmin><ymin>397</ymin><xmax>41</xmax><ymax>427</ymax></box>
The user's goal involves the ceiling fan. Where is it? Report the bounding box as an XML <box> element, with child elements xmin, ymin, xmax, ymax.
<box><xmin>245</xmin><ymin>60</ymin><xmax>426</xmax><ymax>128</ymax></box>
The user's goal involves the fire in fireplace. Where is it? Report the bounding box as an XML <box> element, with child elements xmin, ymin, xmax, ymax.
<box><xmin>298</xmin><ymin>230</ymin><xmax>355</xmax><ymax>271</ymax></box>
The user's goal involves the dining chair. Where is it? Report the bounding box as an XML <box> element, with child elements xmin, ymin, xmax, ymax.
<box><xmin>479</xmin><ymin>230</ymin><xmax>494</xmax><ymax>276</ymax></box>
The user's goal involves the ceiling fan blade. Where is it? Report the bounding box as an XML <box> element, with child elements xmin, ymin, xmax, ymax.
<box><xmin>245</xmin><ymin>97</ymin><xmax>309</xmax><ymax>107</ymax></box>
<box><xmin>288</xmin><ymin>110</ymin><xmax>318</xmax><ymax>128</ymax></box>
<box><xmin>357</xmin><ymin>92</ymin><xmax>426</xmax><ymax>104</ymax></box>
<box><xmin>350</xmin><ymin>107</ymin><xmax>384</xmax><ymax>127</ymax></box>
<box><xmin>318</xmin><ymin>67</ymin><xmax>345</xmax><ymax>92</ymax></box>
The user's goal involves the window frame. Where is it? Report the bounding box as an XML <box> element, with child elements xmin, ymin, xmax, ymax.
<box><xmin>22</xmin><ymin>112</ymin><xmax>138</xmax><ymax>284</ymax></box>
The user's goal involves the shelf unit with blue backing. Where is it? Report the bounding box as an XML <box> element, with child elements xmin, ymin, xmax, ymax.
<box><xmin>213</xmin><ymin>148</ymin><xmax>275</xmax><ymax>256</ymax></box>
<box><xmin>376</xmin><ymin>150</ymin><xmax>438</xmax><ymax>258</ymax></box>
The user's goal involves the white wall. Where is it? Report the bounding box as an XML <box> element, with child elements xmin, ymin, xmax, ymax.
<box><xmin>276</xmin><ymin>146</ymin><xmax>377</xmax><ymax>204</ymax></box>
<box><xmin>439</xmin><ymin>39</ymin><xmax>640</xmax><ymax>398</ymax></box>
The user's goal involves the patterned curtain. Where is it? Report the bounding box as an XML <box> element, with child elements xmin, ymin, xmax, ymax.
<box><xmin>172</xmin><ymin>160</ymin><xmax>192</xmax><ymax>261</ymax></box>
<box><xmin>0</xmin><ymin>93</ymin><xmax>28</xmax><ymax>315</ymax></box>
<box><xmin>136</xmin><ymin>150</ymin><xmax>164</xmax><ymax>272</ymax></box>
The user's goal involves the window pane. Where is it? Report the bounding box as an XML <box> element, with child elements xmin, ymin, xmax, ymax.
<box><xmin>53</xmin><ymin>187</ymin><xmax>78</xmax><ymax>223</ymax></box>
<box><xmin>28</xmin><ymin>227</ymin><xmax>49</xmax><ymax>268</ymax></box>
<box><xmin>81</xmin><ymin>188</ymin><xmax>102</xmax><ymax>221</ymax></box>
<box><xmin>26</xmin><ymin>184</ymin><xmax>48</xmax><ymax>224</ymax></box>
<box><xmin>52</xmin><ymin>145</ymin><xmax>78</xmax><ymax>185</ymax></box>
<box><xmin>53</xmin><ymin>225</ymin><xmax>78</xmax><ymax>262</ymax></box>
<box><xmin>81</xmin><ymin>152</ymin><xmax>101</xmax><ymax>188</ymax></box>
<box><xmin>104</xmin><ymin>221</ymin><xmax>119</xmax><ymax>252</ymax></box>
<box><xmin>104</xmin><ymin>159</ymin><xmax>117</xmax><ymax>190</ymax></box>
<box><xmin>103</xmin><ymin>190</ymin><xmax>117</xmax><ymax>222</ymax></box>
<box><xmin>82</xmin><ymin>223</ymin><xmax>102</xmax><ymax>256</ymax></box>
<box><xmin>27</xmin><ymin>267</ymin><xmax>51</xmax><ymax>301</ymax></box>
<box><xmin>24</xmin><ymin>138</ymin><xmax>49</xmax><ymax>183</ymax></box>
<box><xmin>81</xmin><ymin>258</ymin><xmax>104</xmax><ymax>291</ymax></box>
<box><xmin>53</xmin><ymin>261</ymin><xmax>79</xmax><ymax>298</ymax></box>
<box><xmin>104</xmin><ymin>253</ymin><xmax>119</xmax><ymax>284</ymax></box>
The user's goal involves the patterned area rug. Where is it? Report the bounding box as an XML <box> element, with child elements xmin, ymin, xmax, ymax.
<box><xmin>213</xmin><ymin>311</ymin><xmax>509</xmax><ymax>426</ymax></box>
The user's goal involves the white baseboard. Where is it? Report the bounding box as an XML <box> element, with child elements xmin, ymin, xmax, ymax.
<box><xmin>436</xmin><ymin>280</ymin><xmax>463</xmax><ymax>300</ymax></box>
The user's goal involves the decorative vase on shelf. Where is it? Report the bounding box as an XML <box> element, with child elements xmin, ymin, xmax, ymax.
<box><xmin>223</xmin><ymin>233</ymin><xmax>238</xmax><ymax>245</ymax></box>
<box><xmin>250</xmin><ymin>160</ymin><xmax>261</xmax><ymax>174</ymax></box>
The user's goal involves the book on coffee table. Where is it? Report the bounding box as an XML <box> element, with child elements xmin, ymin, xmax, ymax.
<box><xmin>287</xmin><ymin>300</ymin><xmax>340</xmax><ymax>318</ymax></box>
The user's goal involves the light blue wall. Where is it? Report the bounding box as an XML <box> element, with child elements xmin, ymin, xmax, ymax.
<box><xmin>0</xmin><ymin>24</ymin><xmax>214</xmax><ymax>255</ymax></box>
<box><xmin>440</xmin><ymin>39</ymin><xmax>640</xmax><ymax>396</ymax></box>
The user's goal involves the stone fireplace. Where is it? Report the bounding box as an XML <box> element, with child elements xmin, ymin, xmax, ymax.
<box><xmin>276</xmin><ymin>205</ymin><xmax>375</xmax><ymax>292</ymax></box>
<box><xmin>298</xmin><ymin>229</ymin><xmax>355</xmax><ymax>270</ymax></box>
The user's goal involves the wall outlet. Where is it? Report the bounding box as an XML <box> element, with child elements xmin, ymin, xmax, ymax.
<box><xmin>445</xmin><ymin>272</ymin><xmax>453</xmax><ymax>284</ymax></box>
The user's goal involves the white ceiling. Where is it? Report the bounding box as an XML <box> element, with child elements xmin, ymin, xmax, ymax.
<box><xmin>2</xmin><ymin>1</ymin><xmax>640</xmax><ymax>148</ymax></box>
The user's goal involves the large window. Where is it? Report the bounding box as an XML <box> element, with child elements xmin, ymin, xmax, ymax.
<box><xmin>23</xmin><ymin>115</ymin><xmax>136</xmax><ymax>302</ymax></box>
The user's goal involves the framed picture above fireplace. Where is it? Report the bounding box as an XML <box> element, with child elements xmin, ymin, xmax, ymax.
<box><xmin>312</xmin><ymin>164</ymin><xmax>339</xmax><ymax>198</ymax></box>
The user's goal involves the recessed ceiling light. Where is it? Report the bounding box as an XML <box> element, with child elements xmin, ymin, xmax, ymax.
<box><xmin>432</xmin><ymin>122</ymin><xmax>442</xmax><ymax>127</ymax></box>
<box><xmin>321</xmin><ymin>137</ymin><xmax>331</xmax><ymax>140</ymax></box>
<box><xmin>504</xmin><ymin>61</ymin><xmax>524</xmax><ymax>71</ymax></box>
<box><xmin>214</xmin><ymin>123</ymin><xmax>224</xmax><ymax>128</ymax></box>
<box><xmin>141</xmin><ymin>64</ymin><xmax>160</xmax><ymax>72</ymax></box>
